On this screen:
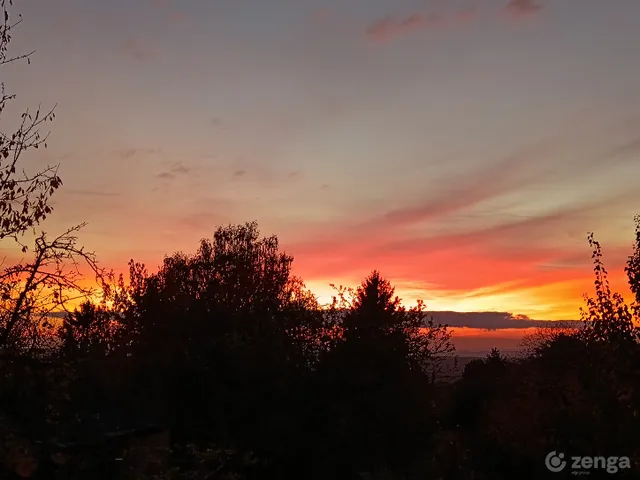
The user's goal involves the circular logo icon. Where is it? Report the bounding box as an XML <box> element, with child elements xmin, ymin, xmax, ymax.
<box><xmin>545</xmin><ymin>451</ymin><xmax>567</xmax><ymax>472</ymax></box>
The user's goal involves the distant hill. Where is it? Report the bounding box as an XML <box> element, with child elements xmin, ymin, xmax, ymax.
<box><xmin>430</xmin><ymin>355</ymin><xmax>480</xmax><ymax>382</ymax></box>
<box><xmin>48</xmin><ymin>309</ymin><xmax>580</xmax><ymax>330</ymax></box>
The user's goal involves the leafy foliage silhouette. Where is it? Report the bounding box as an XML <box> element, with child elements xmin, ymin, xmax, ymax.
<box><xmin>0</xmin><ymin>0</ymin><xmax>61</xmax><ymax>249</ymax></box>
<box><xmin>1</xmin><ymin>214</ymin><xmax>640</xmax><ymax>479</ymax></box>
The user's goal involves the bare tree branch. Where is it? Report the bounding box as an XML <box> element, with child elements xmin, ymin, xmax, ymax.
<box><xmin>0</xmin><ymin>224</ymin><xmax>108</xmax><ymax>354</ymax></box>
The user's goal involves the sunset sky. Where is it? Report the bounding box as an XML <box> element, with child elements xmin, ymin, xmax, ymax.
<box><xmin>3</xmin><ymin>0</ymin><xmax>640</xmax><ymax>351</ymax></box>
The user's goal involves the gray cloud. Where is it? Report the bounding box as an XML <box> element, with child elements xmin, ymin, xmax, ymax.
<box><xmin>173</xmin><ymin>197</ymin><xmax>236</xmax><ymax>232</ymax></box>
<box><xmin>156</xmin><ymin>161</ymin><xmax>192</xmax><ymax>180</ymax></box>
<box><xmin>171</xmin><ymin>163</ymin><xmax>189</xmax><ymax>174</ymax></box>
<box><xmin>427</xmin><ymin>311</ymin><xmax>580</xmax><ymax>330</ymax></box>
<box><xmin>608</xmin><ymin>137</ymin><xmax>640</xmax><ymax>161</ymax></box>
<box><xmin>117</xmin><ymin>147</ymin><xmax>162</xmax><ymax>159</ymax></box>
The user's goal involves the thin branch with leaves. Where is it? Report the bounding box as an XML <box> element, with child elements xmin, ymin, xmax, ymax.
<box><xmin>0</xmin><ymin>0</ymin><xmax>61</xmax><ymax>247</ymax></box>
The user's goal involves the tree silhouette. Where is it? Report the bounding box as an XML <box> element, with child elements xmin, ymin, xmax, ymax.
<box><xmin>625</xmin><ymin>214</ymin><xmax>640</xmax><ymax>305</ymax></box>
<box><xmin>94</xmin><ymin>222</ymin><xmax>326</xmax><ymax>477</ymax></box>
<box><xmin>350</xmin><ymin>271</ymin><xmax>400</xmax><ymax>319</ymax></box>
<box><xmin>0</xmin><ymin>224</ymin><xmax>106</xmax><ymax>354</ymax></box>
<box><xmin>332</xmin><ymin>270</ymin><xmax>456</xmax><ymax>377</ymax></box>
<box><xmin>518</xmin><ymin>320</ymin><xmax>579</xmax><ymax>358</ymax></box>
<box><xmin>0</xmin><ymin>4</ymin><xmax>102</xmax><ymax>476</ymax></box>
<box><xmin>58</xmin><ymin>300</ymin><xmax>123</xmax><ymax>358</ymax></box>
<box><xmin>308</xmin><ymin>271</ymin><xmax>455</xmax><ymax>477</ymax></box>
<box><xmin>580</xmin><ymin>232</ymin><xmax>639</xmax><ymax>345</ymax></box>
<box><xmin>0</xmin><ymin>0</ymin><xmax>61</xmax><ymax>247</ymax></box>
<box><xmin>119</xmin><ymin>222</ymin><xmax>318</xmax><ymax>366</ymax></box>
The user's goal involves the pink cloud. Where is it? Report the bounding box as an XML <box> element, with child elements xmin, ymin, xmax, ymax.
<box><xmin>361</xmin><ymin>145</ymin><xmax>560</xmax><ymax>231</ymax></box>
<box><xmin>502</xmin><ymin>0</ymin><xmax>543</xmax><ymax>20</ymax></box>
<box><xmin>365</xmin><ymin>13</ymin><xmax>442</xmax><ymax>43</ymax></box>
<box><xmin>363</xmin><ymin>2</ymin><xmax>543</xmax><ymax>43</ymax></box>
<box><xmin>285</xmin><ymin>185</ymin><xmax>636</xmax><ymax>297</ymax></box>
<box><xmin>365</xmin><ymin>7</ymin><xmax>479</xmax><ymax>43</ymax></box>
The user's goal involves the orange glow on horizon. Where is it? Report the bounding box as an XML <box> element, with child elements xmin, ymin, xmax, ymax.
<box><xmin>305</xmin><ymin>271</ymin><xmax>632</xmax><ymax>321</ymax></box>
<box><xmin>43</xmin><ymin>253</ymin><xmax>633</xmax><ymax>323</ymax></box>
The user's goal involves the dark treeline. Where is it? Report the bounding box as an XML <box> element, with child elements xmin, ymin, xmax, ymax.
<box><xmin>2</xmin><ymin>1</ymin><xmax>640</xmax><ymax>478</ymax></box>
<box><xmin>1</xmin><ymin>219</ymin><xmax>640</xmax><ymax>479</ymax></box>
